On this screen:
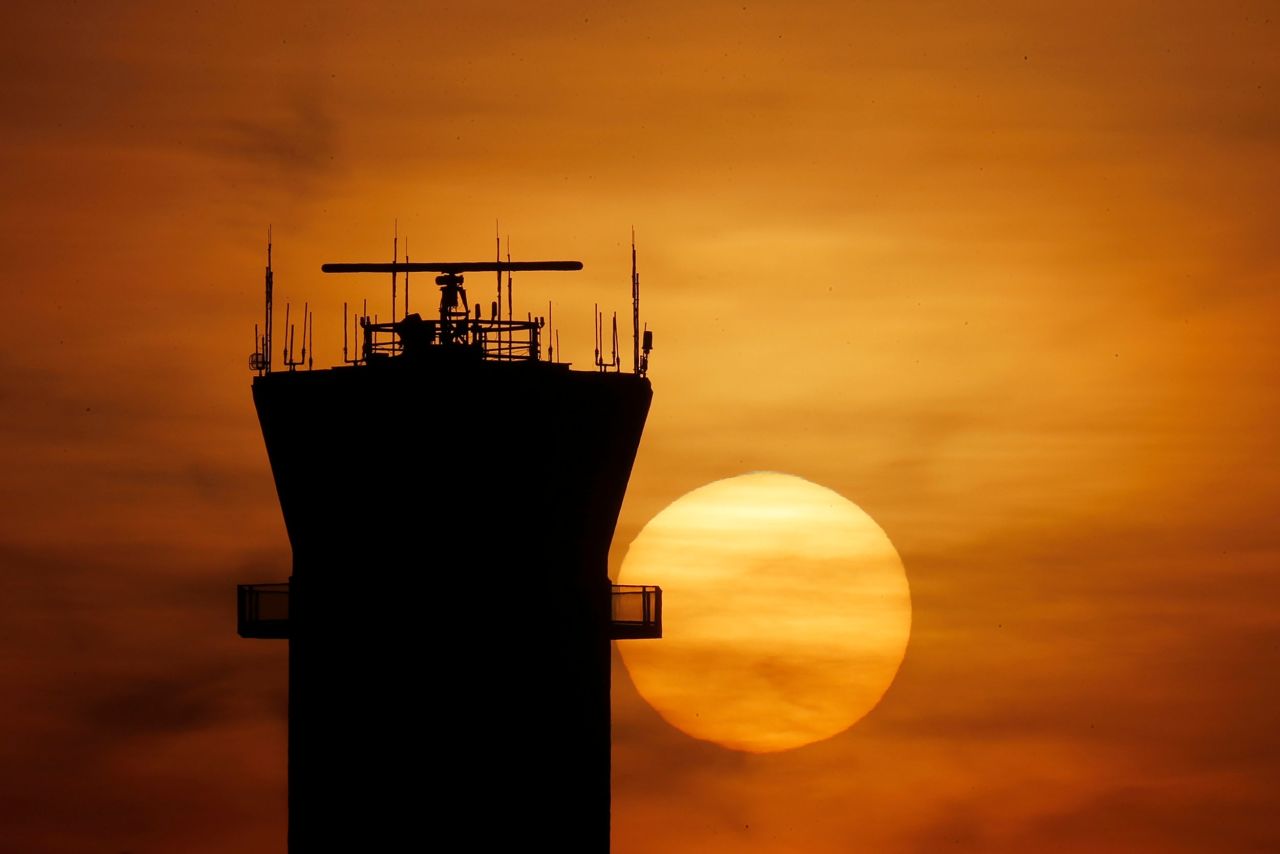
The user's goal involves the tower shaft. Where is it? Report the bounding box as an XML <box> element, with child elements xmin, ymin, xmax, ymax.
<box><xmin>250</xmin><ymin>358</ymin><xmax>652</xmax><ymax>850</ymax></box>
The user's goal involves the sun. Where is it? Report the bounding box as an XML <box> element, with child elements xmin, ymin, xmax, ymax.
<box><xmin>616</xmin><ymin>472</ymin><xmax>911</xmax><ymax>753</ymax></box>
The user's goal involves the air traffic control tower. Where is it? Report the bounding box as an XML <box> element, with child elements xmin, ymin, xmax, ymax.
<box><xmin>237</xmin><ymin>234</ymin><xmax>661</xmax><ymax>852</ymax></box>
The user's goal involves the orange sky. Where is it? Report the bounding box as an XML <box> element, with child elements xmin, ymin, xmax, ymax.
<box><xmin>2</xmin><ymin>1</ymin><xmax>1278</xmax><ymax>850</ymax></box>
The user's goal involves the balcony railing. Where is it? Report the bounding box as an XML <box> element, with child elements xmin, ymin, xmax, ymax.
<box><xmin>237</xmin><ymin>582</ymin><xmax>290</xmax><ymax>639</ymax></box>
<box><xmin>610</xmin><ymin>584</ymin><xmax>662</xmax><ymax>639</ymax></box>
<box><xmin>237</xmin><ymin>581</ymin><xmax>662</xmax><ymax>640</ymax></box>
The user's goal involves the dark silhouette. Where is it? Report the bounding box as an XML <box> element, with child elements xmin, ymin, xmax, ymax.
<box><xmin>239</xmin><ymin>234</ymin><xmax>660</xmax><ymax>852</ymax></box>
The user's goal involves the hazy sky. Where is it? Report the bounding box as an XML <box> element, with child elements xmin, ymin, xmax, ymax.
<box><xmin>1</xmin><ymin>1</ymin><xmax>1278</xmax><ymax>851</ymax></box>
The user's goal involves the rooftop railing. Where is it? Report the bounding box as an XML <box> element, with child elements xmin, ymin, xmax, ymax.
<box><xmin>361</xmin><ymin>314</ymin><xmax>542</xmax><ymax>363</ymax></box>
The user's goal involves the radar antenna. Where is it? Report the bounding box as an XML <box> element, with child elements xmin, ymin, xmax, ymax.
<box><xmin>322</xmin><ymin>258</ymin><xmax>582</xmax><ymax>358</ymax></box>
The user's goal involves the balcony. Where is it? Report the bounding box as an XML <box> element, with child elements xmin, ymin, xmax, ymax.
<box><xmin>237</xmin><ymin>582</ymin><xmax>290</xmax><ymax>639</ymax></box>
<box><xmin>237</xmin><ymin>581</ymin><xmax>661</xmax><ymax>640</ymax></box>
<box><xmin>610</xmin><ymin>585</ymin><xmax>662</xmax><ymax>639</ymax></box>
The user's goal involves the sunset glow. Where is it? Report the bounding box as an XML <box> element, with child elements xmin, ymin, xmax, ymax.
<box><xmin>3</xmin><ymin>1</ymin><xmax>1279</xmax><ymax>851</ymax></box>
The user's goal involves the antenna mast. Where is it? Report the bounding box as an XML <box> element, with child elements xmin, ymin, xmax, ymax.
<box><xmin>495</xmin><ymin>220</ymin><xmax>502</xmax><ymax>327</ymax></box>
<box><xmin>631</xmin><ymin>227</ymin><xmax>639</xmax><ymax>374</ymax></box>
<box><xmin>265</xmin><ymin>226</ymin><xmax>274</xmax><ymax>374</ymax></box>
<box><xmin>283</xmin><ymin>303</ymin><xmax>293</xmax><ymax>371</ymax></box>
<box><xmin>506</xmin><ymin>239</ymin><xmax>513</xmax><ymax>362</ymax></box>
<box><xmin>391</xmin><ymin>220</ymin><xmax>398</xmax><ymax>327</ymax></box>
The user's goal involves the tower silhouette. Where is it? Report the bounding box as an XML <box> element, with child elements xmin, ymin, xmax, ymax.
<box><xmin>237</xmin><ymin>236</ymin><xmax>660</xmax><ymax>851</ymax></box>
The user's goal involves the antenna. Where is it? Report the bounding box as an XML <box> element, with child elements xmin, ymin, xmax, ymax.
<box><xmin>593</xmin><ymin>304</ymin><xmax>619</xmax><ymax>371</ymax></box>
<box><xmin>506</xmin><ymin>238</ymin><xmax>513</xmax><ymax>362</ymax></box>
<box><xmin>548</xmin><ymin>299</ymin><xmax>553</xmax><ymax>361</ymax></box>
<box><xmin>265</xmin><ymin>226</ymin><xmax>274</xmax><ymax>374</ymax></box>
<box><xmin>283</xmin><ymin>302</ymin><xmax>295</xmax><ymax>371</ymax></box>
<box><xmin>594</xmin><ymin>303</ymin><xmax>620</xmax><ymax>372</ymax></box>
<box><xmin>495</xmin><ymin>220</ymin><xmax>502</xmax><ymax>328</ymax></box>
<box><xmin>391</xmin><ymin>220</ymin><xmax>398</xmax><ymax>326</ymax></box>
<box><xmin>284</xmin><ymin>302</ymin><xmax>309</xmax><ymax>372</ymax></box>
<box><xmin>403</xmin><ymin>236</ymin><xmax>410</xmax><ymax>319</ymax></box>
<box><xmin>631</xmin><ymin>227</ymin><xmax>639</xmax><ymax>374</ymax></box>
<box><xmin>343</xmin><ymin>301</ymin><xmax>363</xmax><ymax>365</ymax></box>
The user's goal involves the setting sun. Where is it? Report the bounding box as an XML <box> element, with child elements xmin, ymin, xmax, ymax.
<box><xmin>617</xmin><ymin>472</ymin><xmax>910</xmax><ymax>752</ymax></box>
